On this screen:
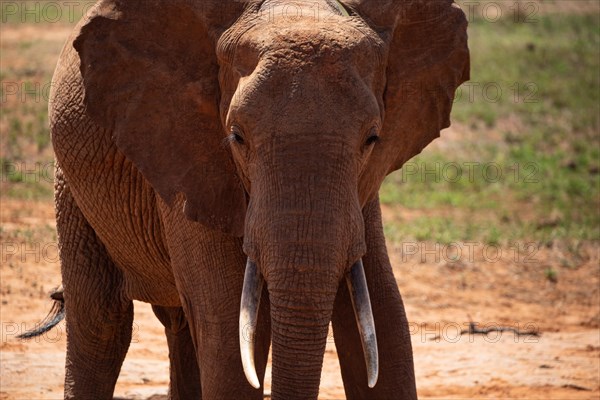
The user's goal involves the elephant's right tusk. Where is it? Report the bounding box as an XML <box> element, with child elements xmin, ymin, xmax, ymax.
<box><xmin>346</xmin><ymin>259</ymin><xmax>379</xmax><ymax>388</ymax></box>
<box><xmin>239</xmin><ymin>258</ymin><xmax>264</xmax><ymax>389</ymax></box>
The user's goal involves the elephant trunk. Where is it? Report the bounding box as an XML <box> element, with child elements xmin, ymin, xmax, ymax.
<box><xmin>267</xmin><ymin>254</ymin><xmax>339</xmax><ymax>400</ymax></box>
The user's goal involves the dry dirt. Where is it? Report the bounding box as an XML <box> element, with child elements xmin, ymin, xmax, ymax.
<box><xmin>1</xmin><ymin>198</ymin><xmax>598</xmax><ymax>399</ymax></box>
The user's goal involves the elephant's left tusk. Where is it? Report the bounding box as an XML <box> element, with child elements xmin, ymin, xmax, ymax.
<box><xmin>239</xmin><ymin>258</ymin><xmax>264</xmax><ymax>389</ymax></box>
<box><xmin>346</xmin><ymin>259</ymin><xmax>379</xmax><ymax>388</ymax></box>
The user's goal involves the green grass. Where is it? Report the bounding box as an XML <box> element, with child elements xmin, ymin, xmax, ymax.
<box><xmin>544</xmin><ymin>267</ymin><xmax>558</xmax><ymax>283</ymax></box>
<box><xmin>382</xmin><ymin>11</ymin><xmax>600</xmax><ymax>245</ymax></box>
<box><xmin>0</xmin><ymin>158</ymin><xmax>54</xmax><ymax>199</ymax></box>
<box><xmin>1</xmin><ymin>20</ymin><xmax>62</xmax><ymax>197</ymax></box>
<box><xmin>452</xmin><ymin>13</ymin><xmax>600</xmax><ymax>131</ymax></box>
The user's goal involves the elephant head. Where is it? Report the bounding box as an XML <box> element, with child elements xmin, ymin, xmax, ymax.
<box><xmin>74</xmin><ymin>0</ymin><xmax>469</xmax><ymax>397</ymax></box>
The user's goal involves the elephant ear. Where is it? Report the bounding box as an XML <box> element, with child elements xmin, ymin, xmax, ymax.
<box><xmin>74</xmin><ymin>0</ymin><xmax>248</xmax><ymax>236</ymax></box>
<box><xmin>347</xmin><ymin>0</ymin><xmax>470</xmax><ymax>201</ymax></box>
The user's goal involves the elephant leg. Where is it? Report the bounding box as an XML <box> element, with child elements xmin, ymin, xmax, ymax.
<box><xmin>55</xmin><ymin>171</ymin><xmax>133</xmax><ymax>400</ymax></box>
<box><xmin>152</xmin><ymin>305</ymin><xmax>202</xmax><ymax>400</ymax></box>
<box><xmin>332</xmin><ymin>196</ymin><xmax>417</xmax><ymax>400</ymax></box>
<box><xmin>158</xmin><ymin>201</ymin><xmax>270</xmax><ymax>399</ymax></box>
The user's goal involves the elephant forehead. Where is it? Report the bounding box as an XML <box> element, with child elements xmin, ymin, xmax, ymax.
<box><xmin>217</xmin><ymin>6</ymin><xmax>386</xmax><ymax>82</ymax></box>
<box><xmin>249</xmin><ymin>21</ymin><xmax>377</xmax><ymax>64</ymax></box>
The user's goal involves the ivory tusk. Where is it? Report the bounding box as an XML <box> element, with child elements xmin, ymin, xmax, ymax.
<box><xmin>346</xmin><ymin>259</ymin><xmax>379</xmax><ymax>388</ymax></box>
<box><xmin>239</xmin><ymin>258</ymin><xmax>264</xmax><ymax>389</ymax></box>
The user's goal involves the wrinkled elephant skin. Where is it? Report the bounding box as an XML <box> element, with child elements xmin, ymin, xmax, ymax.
<box><xmin>45</xmin><ymin>0</ymin><xmax>469</xmax><ymax>399</ymax></box>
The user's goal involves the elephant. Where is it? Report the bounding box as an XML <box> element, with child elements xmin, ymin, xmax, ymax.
<box><xmin>23</xmin><ymin>0</ymin><xmax>469</xmax><ymax>399</ymax></box>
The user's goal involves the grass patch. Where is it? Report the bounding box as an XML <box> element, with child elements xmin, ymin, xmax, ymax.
<box><xmin>544</xmin><ymin>267</ymin><xmax>558</xmax><ymax>283</ymax></box>
<box><xmin>452</xmin><ymin>12</ymin><xmax>600</xmax><ymax>132</ymax></box>
<box><xmin>1</xmin><ymin>24</ymin><xmax>62</xmax><ymax>199</ymax></box>
<box><xmin>0</xmin><ymin>158</ymin><xmax>54</xmax><ymax>200</ymax></box>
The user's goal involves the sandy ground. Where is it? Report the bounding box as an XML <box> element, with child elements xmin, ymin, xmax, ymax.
<box><xmin>1</xmin><ymin>198</ymin><xmax>598</xmax><ymax>399</ymax></box>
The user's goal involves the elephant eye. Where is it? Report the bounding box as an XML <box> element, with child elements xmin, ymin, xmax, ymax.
<box><xmin>232</xmin><ymin>133</ymin><xmax>245</xmax><ymax>144</ymax></box>
<box><xmin>364</xmin><ymin>125</ymin><xmax>380</xmax><ymax>147</ymax></box>
<box><xmin>365</xmin><ymin>133</ymin><xmax>380</xmax><ymax>146</ymax></box>
<box><xmin>229</xmin><ymin>126</ymin><xmax>245</xmax><ymax>145</ymax></box>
